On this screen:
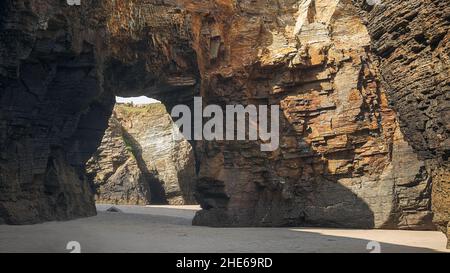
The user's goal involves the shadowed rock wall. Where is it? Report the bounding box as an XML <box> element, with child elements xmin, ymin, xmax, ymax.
<box><xmin>0</xmin><ymin>0</ymin><xmax>198</xmax><ymax>224</ymax></box>
<box><xmin>0</xmin><ymin>0</ymin><xmax>111</xmax><ymax>224</ymax></box>
<box><xmin>353</xmin><ymin>0</ymin><xmax>449</xmax><ymax>247</ymax></box>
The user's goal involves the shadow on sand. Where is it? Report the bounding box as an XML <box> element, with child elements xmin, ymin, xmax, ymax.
<box><xmin>0</xmin><ymin>210</ymin><xmax>444</xmax><ymax>253</ymax></box>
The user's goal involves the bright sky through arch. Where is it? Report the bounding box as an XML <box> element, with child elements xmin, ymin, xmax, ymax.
<box><xmin>115</xmin><ymin>96</ymin><xmax>160</xmax><ymax>105</ymax></box>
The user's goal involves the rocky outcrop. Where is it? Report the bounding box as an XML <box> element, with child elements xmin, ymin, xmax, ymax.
<box><xmin>191</xmin><ymin>0</ymin><xmax>433</xmax><ymax>229</ymax></box>
<box><xmin>0</xmin><ymin>0</ymin><xmax>110</xmax><ymax>224</ymax></box>
<box><xmin>86</xmin><ymin>112</ymin><xmax>151</xmax><ymax>205</ymax></box>
<box><xmin>0</xmin><ymin>0</ymin><xmax>197</xmax><ymax>224</ymax></box>
<box><xmin>87</xmin><ymin>103</ymin><xmax>196</xmax><ymax>205</ymax></box>
<box><xmin>0</xmin><ymin>0</ymin><xmax>446</xmax><ymax>242</ymax></box>
<box><xmin>353</xmin><ymin>0</ymin><xmax>450</xmax><ymax>246</ymax></box>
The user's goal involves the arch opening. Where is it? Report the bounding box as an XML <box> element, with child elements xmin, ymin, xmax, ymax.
<box><xmin>86</xmin><ymin>95</ymin><xmax>198</xmax><ymax>206</ymax></box>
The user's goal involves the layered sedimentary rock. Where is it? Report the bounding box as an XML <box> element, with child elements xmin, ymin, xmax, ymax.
<box><xmin>0</xmin><ymin>0</ymin><xmax>197</xmax><ymax>224</ymax></box>
<box><xmin>353</xmin><ymin>0</ymin><xmax>450</xmax><ymax>246</ymax></box>
<box><xmin>0</xmin><ymin>0</ymin><xmax>110</xmax><ymax>224</ymax></box>
<box><xmin>86</xmin><ymin>103</ymin><xmax>196</xmax><ymax>205</ymax></box>
<box><xmin>190</xmin><ymin>0</ymin><xmax>433</xmax><ymax>229</ymax></box>
<box><xmin>86</xmin><ymin>111</ymin><xmax>151</xmax><ymax>205</ymax></box>
<box><xmin>0</xmin><ymin>0</ymin><xmax>447</xmax><ymax>242</ymax></box>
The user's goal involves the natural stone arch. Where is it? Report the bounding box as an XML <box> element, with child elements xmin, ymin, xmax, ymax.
<box><xmin>0</xmin><ymin>1</ymin><xmax>446</xmax><ymax>249</ymax></box>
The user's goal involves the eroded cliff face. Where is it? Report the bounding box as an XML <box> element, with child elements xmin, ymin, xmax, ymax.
<box><xmin>353</xmin><ymin>0</ymin><xmax>450</xmax><ymax>246</ymax></box>
<box><xmin>86</xmin><ymin>103</ymin><xmax>196</xmax><ymax>205</ymax></box>
<box><xmin>189</xmin><ymin>0</ymin><xmax>433</xmax><ymax>229</ymax></box>
<box><xmin>0</xmin><ymin>0</ymin><xmax>109</xmax><ymax>223</ymax></box>
<box><xmin>0</xmin><ymin>0</ymin><xmax>447</xmax><ymax>240</ymax></box>
<box><xmin>0</xmin><ymin>0</ymin><xmax>198</xmax><ymax>224</ymax></box>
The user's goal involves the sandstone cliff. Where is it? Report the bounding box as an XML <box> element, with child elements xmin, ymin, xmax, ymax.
<box><xmin>86</xmin><ymin>103</ymin><xmax>196</xmax><ymax>205</ymax></box>
<box><xmin>0</xmin><ymin>0</ymin><xmax>448</xmax><ymax>245</ymax></box>
<box><xmin>190</xmin><ymin>0</ymin><xmax>433</xmax><ymax>230</ymax></box>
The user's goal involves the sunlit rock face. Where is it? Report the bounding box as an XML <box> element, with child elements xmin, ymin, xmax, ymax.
<box><xmin>86</xmin><ymin>103</ymin><xmax>196</xmax><ymax>205</ymax></box>
<box><xmin>0</xmin><ymin>0</ymin><xmax>446</xmax><ymax>238</ymax></box>
<box><xmin>189</xmin><ymin>0</ymin><xmax>432</xmax><ymax>229</ymax></box>
<box><xmin>86</xmin><ymin>110</ymin><xmax>151</xmax><ymax>206</ymax></box>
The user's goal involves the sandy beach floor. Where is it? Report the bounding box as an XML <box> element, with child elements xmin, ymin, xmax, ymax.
<box><xmin>0</xmin><ymin>204</ymin><xmax>448</xmax><ymax>253</ymax></box>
